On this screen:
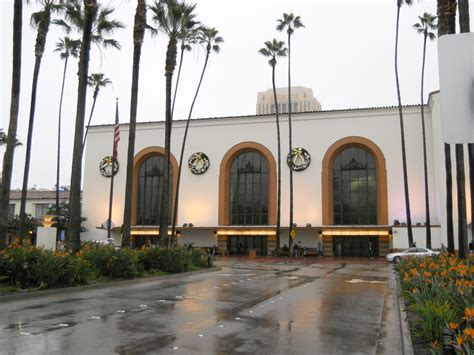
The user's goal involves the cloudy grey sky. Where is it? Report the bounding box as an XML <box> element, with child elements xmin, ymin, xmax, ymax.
<box><xmin>1</xmin><ymin>0</ymin><xmax>470</xmax><ymax>190</ymax></box>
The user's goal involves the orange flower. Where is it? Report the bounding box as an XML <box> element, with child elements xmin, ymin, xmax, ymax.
<box><xmin>463</xmin><ymin>307</ymin><xmax>473</xmax><ymax>320</ymax></box>
<box><xmin>463</xmin><ymin>328</ymin><xmax>474</xmax><ymax>338</ymax></box>
<box><xmin>424</xmin><ymin>271</ymin><xmax>432</xmax><ymax>278</ymax></box>
<box><xmin>456</xmin><ymin>334</ymin><xmax>463</xmax><ymax>346</ymax></box>
<box><xmin>429</xmin><ymin>262</ymin><xmax>437</xmax><ymax>270</ymax></box>
<box><xmin>449</xmin><ymin>322</ymin><xmax>458</xmax><ymax>330</ymax></box>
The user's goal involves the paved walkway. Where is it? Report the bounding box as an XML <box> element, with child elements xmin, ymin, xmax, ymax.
<box><xmin>0</xmin><ymin>258</ymin><xmax>408</xmax><ymax>354</ymax></box>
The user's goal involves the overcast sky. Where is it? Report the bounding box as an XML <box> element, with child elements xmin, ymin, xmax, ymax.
<box><xmin>1</xmin><ymin>0</ymin><xmax>471</xmax><ymax>190</ymax></box>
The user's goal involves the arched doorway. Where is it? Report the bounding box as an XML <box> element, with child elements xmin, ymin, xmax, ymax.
<box><xmin>131</xmin><ymin>147</ymin><xmax>178</xmax><ymax>246</ymax></box>
<box><xmin>321</xmin><ymin>137</ymin><xmax>389</xmax><ymax>256</ymax></box>
<box><xmin>218</xmin><ymin>142</ymin><xmax>276</xmax><ymax>255</ymax></box>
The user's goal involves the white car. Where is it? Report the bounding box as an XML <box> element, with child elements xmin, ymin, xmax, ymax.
<box><xmin>386</xmin><ymin>247</ymin><xmax>439</xmax><ymax>263</ymax></box>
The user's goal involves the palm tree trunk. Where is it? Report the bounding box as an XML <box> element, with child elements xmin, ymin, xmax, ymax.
<box><xmin>458</xmin><ymin>0</ymin><xmax>471</xmax><ymax>254</ymax></box>
<box><xmin>437</xmin><ymin>0</ymin><xmax>457</xmax><ymax>254</ymax></box>
<box><xmin>420</xmin><ymin>34</ymin><xmax>431</xmax><ymax>249</ymax></box>
<box><xmin>19</xmin><ymin>57</ymin><xmax>42</xmax><ymax>238</ymax></box>
<box><xmin>171</xmin><ymin>46</ymin><xmax>185</xmax><ymax>118</ymax></box>
<box><xmin>0</xmin><ymin>0</ymin><xmax>23</xmax><ymax>248</ymax></box>
<box><xmin>445</xmin><ymin>143</ymin><xmax>455</xmax><ymax>253</ymax></box>
<box><xmin>458</xmin><ymin>0</ymin><xmax>470</xmax><ymax>32</ymax></box>
<box><xmin>19</xmin><ymin>7</ymin><xmax>51</xmax><ymax>238</ymax></box>
<box><xmin>469</xmin><ymin>145</ymin><xmax>474</xmax><ymax>243</ymax></box>
<box><xmin>68</xmin><ymin>0</ymin><xmax>97</xmax><ymax>254</ymax></box>
<box><xmin>82</xmin><ymin>88</ymin><xmax>98</xmax><ymax>147</ymax></box>
<box><xmin>271</xmin><ymin>64</ymin><xmax>281</xmax><ymax>250</ymax></box>
<box><xmin>171</xmin><ymin>50</ymin><xmax>210</xmax><ymax>243</ymax></box>
<box><xmin>287</xmin><ymin>32</ymin><xmax>294</xmax><ymax>253</ymax></box>
<box><xmin>122</xmin><ymin>0</ymin><xmax>146</xmax><ymax>248</ymax></box>
<box><xmin>56</xmin><ymin>55</ymin><xmax>69</xmax><ymax>244</ymax></box>
<box><xmin>456</xmin><ymin>145</ymin><xmax>468</xmax><ymax>258</ymax></box>
<box><xmin>159</xmin><ymin>36</ymin><xmax>178</xmax><ymax>247</ymax></box>
<box><xmin>394</xmin><ymin>4</ymin><xmax>413</xmax><ymax>247</ymax></box>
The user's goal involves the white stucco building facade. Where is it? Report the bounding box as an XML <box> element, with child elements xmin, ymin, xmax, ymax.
<box><xmin>82</xmin><ymin>92</ymin><xmax>472</xmax><ymax>256</ymax></box>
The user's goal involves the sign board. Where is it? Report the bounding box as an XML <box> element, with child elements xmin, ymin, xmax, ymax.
<box><xmin>438</xmin><ymin>32</ymin><xmax>474</xmax><ymax>144</ymax></box>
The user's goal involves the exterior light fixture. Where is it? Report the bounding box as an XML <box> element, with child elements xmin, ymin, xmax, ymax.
<box><xmin>306</xmin><ymin>223</ymin><xmax>312</xmax><ymax>227</ymax></box>
<box><xmin>41</xmin><ymin>215</ymin><xmax>56</xmax><ymax>228</ymax></box>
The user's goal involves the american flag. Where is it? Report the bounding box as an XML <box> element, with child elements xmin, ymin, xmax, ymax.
<box><xmin>113</xmin><ymin>99</ymin><xmax>120</xmax><ymax>160</ymax></box>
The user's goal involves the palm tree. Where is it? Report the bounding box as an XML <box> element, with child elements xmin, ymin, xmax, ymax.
<box><xmin>54</xmin><ymin>0</ymin><xmax>124</xmax><ymax>54</ymax></box>
<box><xmin>259</xmin><ymin>39</ymin><xmax>287</xmax><ymax>251</ymax></box>
<box><xmin>67</xmin><ymin>0</ymin><xmax>98</xmax><ymax>254</ymax></box>
<box><xmin>122</xmin><ymin>0</ymin><xmax>149</xmax><ymax>248</ymax></box>
<box><xmin>276</xmin><ymin>12</ymin><xmax>304</xmax><ymax>253</ymax></box>
<box><xmin>171</xmin><ymin>27</ymin><xmax>223</xmax><ymax>243</ymax></box>
<box><xmin>82</xmin><ymin>73</ymin><xmax>112</xmax><ymax>146</ymax></box>
<box><xmin>413</xmin><ymin>13</ymin><xmax>436</xmax><ymax>249</ymax></box>
<box><xmin>394</xmin><ymin>0</ymin><xmax>414</xmax><ymax>247</ymax></box>
<box><xmin>53</xmin><ymin>36</ymin><xmax>80</xmax><ymax>243</ymax></box>
<box><xmin>150</xmin><ymin>0</ymin><xmax>198</xmax><ymax>247</ymax></box>
<box><xmin>19</xmin><ymin>0</ymin><xmax>63</xmax><ymax>238</ymax></box>
<box><xmin>171</xmin><ymin>27</ymin><xmax>199</xmax><ymax>118</ymax></box>
<box><xmin>437</xmin><ymin>0</ymin><xmax>457</xmax><ymax>254</ymax></box>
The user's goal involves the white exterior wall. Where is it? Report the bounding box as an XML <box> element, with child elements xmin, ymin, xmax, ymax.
<box><xmin>10</xmin><ymin>198</ymin><xmax>58</xmax><ymax>218</ymax></box>
<box><xmin>82</xmin><ymin>95</ymin><xmax>463</xmax><ymax>250</ymax></box>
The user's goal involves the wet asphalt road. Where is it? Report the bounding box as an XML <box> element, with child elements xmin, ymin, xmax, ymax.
<box><xmin>0</xmin><ymin>258</ymin><xmax>400</xmax><ymax>355</ymax></box>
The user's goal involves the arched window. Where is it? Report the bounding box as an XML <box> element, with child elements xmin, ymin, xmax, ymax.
<box><xmin>332</xmin><ymin>147</ymin><xmax>377</xmax><ymax>225</ymax></box>
<box><xmin>136</xmin><ymin>154</ymin><xmax>173</xmax><ymax>225</ymax></box>
<box><xmin>229</xmin><ymin>151</ymin><xmax>269</xmax><ymax>225</ymax></box>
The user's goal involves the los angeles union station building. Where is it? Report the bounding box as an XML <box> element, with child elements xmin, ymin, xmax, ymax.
<box><xmin>82</xmin><ymin>89</ymin><xmax>471</xmax><ymax>257</ymax></box>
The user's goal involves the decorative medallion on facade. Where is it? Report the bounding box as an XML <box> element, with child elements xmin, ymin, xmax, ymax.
<box><xmin>287</xmin><ymin>147</ymin><xmax>311</xmax><ymax>171</ymax></box>
<box><xmin>99</xmin><ymin>156</ymin><xmax>119</xmax><ymax>177</ymax></box>
<box><xmin>188</xmin><ymin>152</ymin><xmax>210</xmax><ymax>175</ymax></box>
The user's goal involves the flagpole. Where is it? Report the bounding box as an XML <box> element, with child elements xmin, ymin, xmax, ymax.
<box><xmin>107</xmin><ymin>98</ymin><xmax>120</xmax><ymax>239</ymax></box>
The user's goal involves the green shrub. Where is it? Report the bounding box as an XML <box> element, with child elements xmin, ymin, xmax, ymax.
<box><xmin>79</xmin><ymin>243</ymin><xmax>142</xmax><ymax>279</ymax></box>
<box><xmin>0</xmin><ymin>239</ymin><xmax>41</xmax><ymax>287</ymax></box>
<box><xmin>139</xmin><ymin>246</ymin><xmax>196</xmax><ymax>273</ymax></box>
<box><xmin>189</xmin><ymin>248</ymin><xmax>209</xmax><ymax>268</ymax></box>
<box><xmin>408</xmin><ymin>300</ymin><xmax>458</xmax><ymax>342</ymax></box>
<box><xmin>30</xmin><ymin>250</ymin><xmax>68</xmax><ymax>288</ymax></box>
<box><xmin>107</xmin><ymin>248</ymin><xmax>142</xmax><ymax>279</ymax></box>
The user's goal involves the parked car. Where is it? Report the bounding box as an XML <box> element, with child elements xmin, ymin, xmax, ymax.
<box><xmin>386</xmin><ymin>247</ymin><xmax>439</xmax><ymax>263</ymax></box>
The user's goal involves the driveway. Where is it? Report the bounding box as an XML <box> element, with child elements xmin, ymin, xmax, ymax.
<box><xmin>0</xmin><ymin>258</ymin><xmax>403</xmax><ymax>354</ymax></box>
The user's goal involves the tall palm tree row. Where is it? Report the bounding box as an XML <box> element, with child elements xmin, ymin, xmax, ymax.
<box><xmin>149</xmin><ymin>0</ymin><xmax>198</xmax><ymax>247</ymax></box>
<box><xmin>171</xmin><ymin>27</ymin><xmax>223</xmax><ymax>243</ymax></box>
<box><xmin>259</xmin><ymin>39</ymin><xmax>287</xmax><ymax>250</ymax></box>
<box><xmin>413</xmin><ymin>12</ymin><xmax>436</xmax><ymax>249</ymax></box>
<box><xmin>53</xmin><ymin>36</ymin><xmax>80</xmax><ymax>242</ymax></box>
<box><xmin>394</xmin><ymin>0</ymin><xmax>414</xmax><ymax>247</ymax></box>
<box><xmin>122</xmin><ymin>0</ymin><xmax>148</xmax><ymax>248</ymax></box>
<box><xmin>82</xmin><ymin>73</ymin><xmax>112</xmax><ymax>146</ymax></box>
<box><xmin>437</xmin><ymin>0</ymin><xmax>457</xmax><ymax>254</ymax></box>
<box><xmin>0</xmin><ymin>0</ymin><xmax>23</xmax><ymax>248</ymax></box>
<box><xmin>19</xmin><ymin>0</ymin><xmax>63</xmax><ymax>238</ymax></box>
<box><xmin>67</xmin><ymin>0</ymin><xmax>99</xmax><ymax>253</ymax></box>
<box><xmin>276</xmin><ymin>12</ymin><xmax>304</xmax><ymax>253</ymax></box>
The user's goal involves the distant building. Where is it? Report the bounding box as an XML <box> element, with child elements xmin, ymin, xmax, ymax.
<box><xmin>256</xmin><ymin>86</ymin><xmax>322</xmax><ymax>114</ymax></box>
<box><xmin>9</xmin><ymin>188</ymin><xmax>71</xmax><ymax>221</ymax></box>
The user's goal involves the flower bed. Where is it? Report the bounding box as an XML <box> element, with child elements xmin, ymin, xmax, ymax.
<box><xmin>395</xmin><ymin>254</ymin><xmax>473</xmax><ymax>353</ymax></box>
<box><xmin>0</xmin><ymin>239</ymin><xmax>211</xmax><ymax>291</ymax></box>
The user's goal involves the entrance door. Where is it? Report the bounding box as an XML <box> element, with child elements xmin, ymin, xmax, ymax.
<box><xmin>332</xmin><ymin>236</ymin><xmax>378</xmax><ymax>257</ymax></box>
<box><xmin>227</xmin><ymin>236</ymin><xmax>268</xmax><ymax>256</ymax></box>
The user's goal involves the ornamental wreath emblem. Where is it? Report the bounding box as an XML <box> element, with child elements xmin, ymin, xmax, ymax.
<box><xmin>188</xmin><ymin>152</ymin><xmax>210</xmax><ymax>175</ymax></box>
<box><xmin>99</xmin><ymin>156</ymin><xmax>119</xmax><ymax>177</ymax></box>
<box><xmin>287</xmin><ymin>147</ymin><xmax>311</xmax><ymax>171</ymax></box>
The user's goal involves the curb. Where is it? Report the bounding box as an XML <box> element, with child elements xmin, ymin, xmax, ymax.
<box><xmin>394</xmin><ymin>270</ymin><xmax>414</xmax><ymax>355</ymax></box>
<box><xmin>0</xmin><ymin>266</ymin><xmax>221</xmax><ymax>303</ymax></box>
